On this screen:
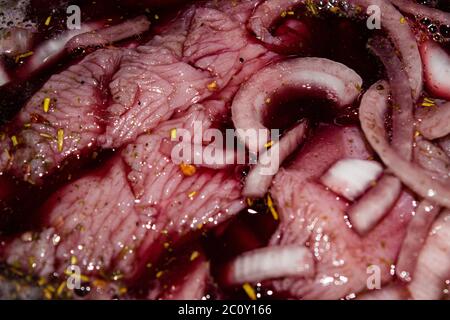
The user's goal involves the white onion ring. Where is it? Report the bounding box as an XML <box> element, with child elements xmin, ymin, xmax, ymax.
<box><xmin>20</xmin><ymin>22</ymin><xmax>103</xmax><ymax>77</ymax></box>
<box><xmin>225</xmin><ymin>245</ymin><xmax>314</xmax><ymax>285</ymax></box>
<box><xmin>368</xmin><ymin>36</ymin><xmax>414</xmax><ymax>160</ymax></box>
<box><xmin>360</xmin><ymin>81</ymin><xmax>450</xmax><ymax>208</ymax></box>
<box><xmin>248</xmin><ymin>0</ymin><xmax>302</xmax><ymax>46</ymax></box>
<box><xmin>320</xmin><ymin>158</ymin><xmax>383</xmax><ymax>201</ymax></box>
<box><xmin>248</xmin><ymin>0</ymin><xmax>422</xmax><ymax>99</ymax></box>
<box><xmin>348</xmin><ymin>174</ymin><xmax>402</xmax><ymax>235</ymax></box>
<box><xmin>232</xmin><ymin>57</ymin><xmax>362</xmax><ymax>153</ymax></box>
<box><xmin>65</xmin><ymin>16</ymin><xmax>150</xmax><ymax>52</ymax></box>
<box><xmin>419</xmin><ymin>40</ymin><xmax>450</xmax><ymax>101</ymax></box>
<box><xmin>396</xmin><ymin>200</ymin><xmax>441</xmax><ymax>282</ymax></box>
<box><xmin>243</xmin><ymin>121</ymin><xmax>308</xmax><ymax>197</ymax></box>
<box><xmin>417</xmin><ymin>101</ymin><xmax>450</xmax><ymax>140</ymax></box>
<box><xmin>408</xmin><ymin>210</ymin><xmax>450</xmax><ymax>300</ymax></box>
<box><xmin>414</xmin><ymin>138</ymin><xmax>450</xmax><ymax>183</ymax></box>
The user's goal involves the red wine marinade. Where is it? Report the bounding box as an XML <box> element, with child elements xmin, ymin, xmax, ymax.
<box><xmin>0</xmin><ymin>0</ymin><xmax>387</xmax><ymax>299</ymax></box>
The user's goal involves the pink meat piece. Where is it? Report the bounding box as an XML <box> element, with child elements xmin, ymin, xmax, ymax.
<box><xmin>267</xmin><ymin>125</ymin><xmax>415</xmax><ymax>299</ymax></box>
<box><xmin>102</xmin><ymin>2</ymin><xmax>273</xmax><ymax>148</ymax></box>
<box><xmin>99</xmin><ymin>44</ymin><xmax>213</xmax><ymax>148</ymax></box>
<box><xmin>0</xmin><ymin>0</ymin><xmax>284</xmax><ymax>299</ymax></box>
<box><xmin>183</xmin><ymin>6</ymin><xmax>267</xmax><ymax>89</ymax></box>
<box><xmin>0</xmin><ymin>48</ymin><xmax>123</xmax><ymax>183</ymax></box>
<box><xmin>0</xmin><ymin>0</ymin><xmax>276</xmax><ymax>184</ymax></box>
<box><xmin>2</xmin><ymin>107</ymin><xmax>244</xmax><ymax>283</ymax></box>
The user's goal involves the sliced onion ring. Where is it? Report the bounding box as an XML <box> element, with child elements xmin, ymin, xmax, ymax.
<box><xmin>419</xmin><ymin>40</ymin><xmax>450</xmax><ymax>101</ymax></box>
<box><xmin>232</xmin><ymin>57</ymin><xmax>362</xmax><ymax>153</ymax></box>
<box><xmin>20</xmin><ymin>22</ymin><xmax>103</xmax><ymax>78</ymax></box>
<box><xmin>408</xmin><ymin>210</ymin><xmax>450</xmax><ymax>299</ymax></box>
<box><xmin>248</xmin><ymin>0</ymin><xmax>302</xmax><ymax>46</ymax></box>
<box><xmin>249</xmin><ymin>0</ymin><xmax>422</xmax><ymax>98</ymax></box>
<box><xmin>359</xmin><ymin>81</ymin><xmax>450</xmax><ymax>209</ymax></box>
<box><xmin>225</xmin><ymin>245</ymin><xmax>314</xmax><ymax>285</ymax></box>
<box><xmin>417</xmin><ymin>101</ymin><xmax>450</xmax><ymax>140</ymax></box>
<box><xmin>348</xmin><ymin>174</ymin><xmax>402</xmax><ymax>235</ymax></box>
<box><xmin>414</xmin><ymin>138</ymin><xmax>450</xmax><ymax>183</ymax></box>
<box><xmin>396</xmin><ymin>200</ymin><xmax>441</xmax><ymax>282</ymax></box>
<box><xmin>243</xmin><ymin>121</ymin><xmax>308</xmax><ymax>197</ymax></box>
<box><xmin>65</xmin><ymin>16</ymin><xmax>150</xmax><ymax>52</ymax></box>
<box><xmin>320</xmin><ymin>158</ymin><xmax>383</xmax><ymax>201</ymax></box>
<box><xmin>368</xmin><ymin>36</ymin><xmax>414</xmax><ymax>160</ymax></box>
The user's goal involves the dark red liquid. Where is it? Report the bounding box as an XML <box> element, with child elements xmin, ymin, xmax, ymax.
<box><xmin>0</xmin><ymin>0</ymin><xmax>387</xmax><ymax>299</ymax></box>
